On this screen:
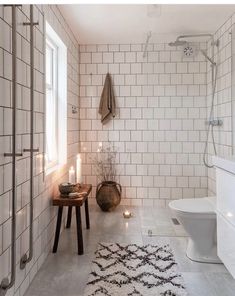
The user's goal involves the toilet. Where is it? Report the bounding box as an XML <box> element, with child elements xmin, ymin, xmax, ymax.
<box><xmin>169</xmin><ymin>197</ymin><xmax>221</xmax><ymax>263</ymax></box>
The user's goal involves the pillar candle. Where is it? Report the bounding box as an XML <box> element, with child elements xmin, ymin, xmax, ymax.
<box><xmin>69</xmin><ymin>166</ymin><xmax>75</xmax><ymax>184</ymax></box>
<box><xmin>76</xmin><ymin>154</ymin><xmax>82</xmax><ymax>184</ymax></box>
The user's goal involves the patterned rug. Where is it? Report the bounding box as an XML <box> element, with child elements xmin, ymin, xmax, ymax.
<box><xmin>84</xmin><ymin>243</ymin><xmax>188</xmax><ymax>296</ymax></box>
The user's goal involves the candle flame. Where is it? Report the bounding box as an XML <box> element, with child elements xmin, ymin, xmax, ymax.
<box><xmin>123</xmin><ymin>210</ymin><xmax>131</xmax><ymax>218</ymax></box>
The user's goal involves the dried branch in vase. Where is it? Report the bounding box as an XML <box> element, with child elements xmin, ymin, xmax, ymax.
<box><xmin>90</xmin><ymin>143</ymin><xmax>118</xmax><ymax>182</ymax></box>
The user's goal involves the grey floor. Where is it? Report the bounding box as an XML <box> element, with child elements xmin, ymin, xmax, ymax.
<box><xmin>25</xmin><ymin>205</ymin><xmax>235</xmax><ymax>296</ymax></box>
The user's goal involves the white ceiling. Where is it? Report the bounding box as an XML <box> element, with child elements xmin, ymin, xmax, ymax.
<box><xmin>59</xmin><ymin>4</ymin><xmax>235</xmax><ymax>44</ymax></box>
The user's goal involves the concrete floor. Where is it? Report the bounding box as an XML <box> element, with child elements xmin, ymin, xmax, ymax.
<box><xmin>25</xmin><ymin>205</ymin><xmax>235</xmax><ymax>296</ymax></box>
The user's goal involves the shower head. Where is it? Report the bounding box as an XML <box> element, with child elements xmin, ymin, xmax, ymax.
<box><xmin>201</xmin><ymin>49</ymin><xmax>216</xmax><ymax>66</ymax></box>
<box><xmin>168</xmin><ymin>40</ymin><xmax>187</xmax><ymax>47</ymax></box>
<box><xmin>169</xmin><ymin>39</ymin><xmax>195</xmax><ymax>57</ymax></box>
<box><xmin>169</xmin><ymin>34</ymin><xmax>217</xmax><ymax>66</ymax></box>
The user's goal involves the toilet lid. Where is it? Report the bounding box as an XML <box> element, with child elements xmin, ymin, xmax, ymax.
<box><xmin>169</xmin><ymin>198</ymin><xmax>215</xmax><ymax>214</ymax></box>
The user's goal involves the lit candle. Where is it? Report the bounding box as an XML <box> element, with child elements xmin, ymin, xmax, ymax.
<box><xmin>76</xmin><ymin>154</ymin><xmax>82</xmax><ymax>184</ymax></box>
<box><xmin>69</xmin><ymin>166</ymin><xmax>75</xmax><ymax>184</ymax></box>
<box><xmin>97</xmin><ymin>142</ymin><xmax>102</xmax><ymax>152</ymax></box>
<box><xmin>123</xmin><ymin>210</ymin><xmax>131</xmax><ymax>219</ymax></box>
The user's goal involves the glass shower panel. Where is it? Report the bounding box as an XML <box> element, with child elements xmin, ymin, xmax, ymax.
<box><xmin>232</xmin><ymin>24</ymin><xmax>235</xmax><ymax>154</ymax></box>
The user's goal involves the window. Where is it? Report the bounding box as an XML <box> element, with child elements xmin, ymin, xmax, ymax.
<box><xmin>45</xmin><ymin>22</ymin><xmax>67</xmax><ymax>174</ymax></box>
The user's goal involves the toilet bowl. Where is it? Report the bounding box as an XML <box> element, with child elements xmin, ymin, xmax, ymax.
<box><xmin>169</xmin><ymin>197</ymin><xmax>221</xmax><ymax>263</ymax></box>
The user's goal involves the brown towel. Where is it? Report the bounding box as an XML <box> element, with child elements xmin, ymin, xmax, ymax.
<box><xmin>99</xmin><ymin>73</ymin><xmax>116</xmax><ymax>124</ymax></box>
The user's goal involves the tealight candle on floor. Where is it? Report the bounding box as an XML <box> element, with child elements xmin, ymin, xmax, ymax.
<box><xmin>123</xmin><ymin>210</ymin><xmax>131</xmax><ymax>218</ymax></box>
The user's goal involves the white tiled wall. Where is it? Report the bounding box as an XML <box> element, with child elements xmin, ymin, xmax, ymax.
<box><xmin>79</xmin><ymin>42</ymin><xmax>208</xmax><ymax>206</ymax></box>
<box><xmin>0</xmin><ymin>3</ymin><xmax>235</xmax><ymax>296</ymax></box>
<box><xmin>207</xmin><ymin>14</ymin><xmax>234</xmax><ymax>195</ymax></box>
<box><xmin>0</xmin><ymin>4</ymin><xmax>79</xmax><ymax>296</ymax></box>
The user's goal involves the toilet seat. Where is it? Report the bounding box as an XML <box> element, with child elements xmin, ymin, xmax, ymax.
<box><xmin>169</xmin><ymin>197</ymin><xmax>215</xmax><ymax>215</ymax></box>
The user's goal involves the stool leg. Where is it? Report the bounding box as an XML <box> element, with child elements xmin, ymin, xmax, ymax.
<box><xmin>53</xmin><ymin>206</ymin><xmax>63</xmax><ymax>253</ymax></box>
<box><xmin>75</xmin><ymin>206</ymin><xmax>83</xmax><ymax>255</ymax></box>
<box><xmin>85</xmin><ymin>198</ymin><xmax>90</xmax><ymax>229</ymax></box>
<box><xmin>66</xmin><ymin>206</ymin><xmax>72</xmax><ymax>228</ymax></box>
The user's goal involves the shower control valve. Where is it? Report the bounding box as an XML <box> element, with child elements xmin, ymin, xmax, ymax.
<box><xmin>208</xmin><ymin>119</ymin><xmax>223</xmax><ymax>126</ymax></box>
<box><xmin>72</xmin><ymin>105</ymin><xmax>78</xmax><ymax>114</ymax></box>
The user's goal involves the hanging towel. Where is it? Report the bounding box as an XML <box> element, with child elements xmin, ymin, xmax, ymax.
<box><xmin>99</xmin><ymin>73</ymin><xmax>116</xmax><ymax>124</ymax></box>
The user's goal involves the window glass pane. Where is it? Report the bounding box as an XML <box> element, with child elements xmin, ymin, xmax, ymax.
<box><xmin>46</xmin><ymin>88</ymin><xmax>57</xmax><ymax>166</ymax></box>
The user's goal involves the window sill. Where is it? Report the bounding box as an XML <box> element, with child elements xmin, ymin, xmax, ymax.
<box><xmin>45</xmin><ymin>161</ymin><xmax>67</xmax><ymax>177</ymax></box>
<box><xmin>45</xmin><ymin>164</ymin><xmax>61</xmax><ymax>176</ymax></box>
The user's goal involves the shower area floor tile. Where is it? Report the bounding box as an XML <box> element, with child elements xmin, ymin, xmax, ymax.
<box><xmin>140</xmin><ymin>207</ymin><xmax>188</xmax><ymax>237</ymax></box>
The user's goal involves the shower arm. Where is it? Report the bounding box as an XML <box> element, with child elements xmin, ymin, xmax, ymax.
<box><xmin>176</xmin><ymin>33</ymin><xmax>214</xmax><ymax>44</ymax></box>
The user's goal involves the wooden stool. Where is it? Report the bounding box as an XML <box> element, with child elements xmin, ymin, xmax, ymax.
<box><xmin>52</xmin><ymin>184</ymin><xmax>92</xmax><ymax>255</ymax></box>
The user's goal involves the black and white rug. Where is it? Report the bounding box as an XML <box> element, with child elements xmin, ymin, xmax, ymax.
<box><xmin>84</xmin><ymin>243</ymin><xmax>187</xmax><ymax>296</ymax></box>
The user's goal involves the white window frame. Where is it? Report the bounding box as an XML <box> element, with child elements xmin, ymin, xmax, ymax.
<box><xmin>45</xmin><ymin>21</ymin><xmax>67</xmax><ymax>175</ymax></box>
